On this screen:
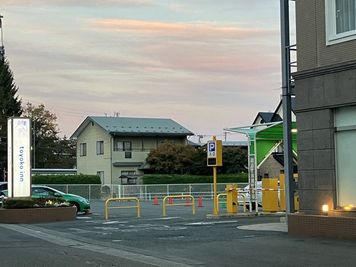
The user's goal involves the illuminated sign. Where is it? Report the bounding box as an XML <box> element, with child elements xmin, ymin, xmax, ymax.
<box><xmin>7</xmin><ymin>118</ymin><xmax>31</xmax><ymax>198</ymax></box>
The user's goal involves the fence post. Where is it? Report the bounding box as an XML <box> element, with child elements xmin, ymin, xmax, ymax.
<box><xmin>145</xmin><ymin>185</ymin><xmax>147</xmax><ymax>200</ymax></box>
<box><xmin>66</xmin><ymin>184</ymin><xmax>69</xmax><ymax>194</ymax></box>
<box><xmin>167</xmin><ymin>184</ymin><xmax>169</xmax><ymax>196</ymax></box>
<box><xmin>88</xmin><ymin>184</ymin><xmax>91</xmax><ymax>201</ymax></box>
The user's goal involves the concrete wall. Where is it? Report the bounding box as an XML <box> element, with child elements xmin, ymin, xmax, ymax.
<box><xmin>296</xmin><ymin>0</ymin><xmax>356</xmax><ymax>71</ymax></box>
<box><xmin>295</xmin><ymin>0</ymin><xmax>356</xmax><ymax>214</ymax></box>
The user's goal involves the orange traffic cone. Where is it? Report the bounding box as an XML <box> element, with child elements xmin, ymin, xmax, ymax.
<box><xmin>153</xmin><ymin>196</ymin><xmax>159</xmax><ymax>205</ymax></box>
<box><xmin>168</xmin><ymin>197</ymin><xmax>174</xmax><ymax>204</ymax></box>
<box><xmin>185</xmin><ymin>196</ymin><xmax>191</xmax><ymax>207</ymax></box>
<box><xmin>198</xmin><ymin>197</ymin><xmax>203</xmax><ymax>208</ymax></box>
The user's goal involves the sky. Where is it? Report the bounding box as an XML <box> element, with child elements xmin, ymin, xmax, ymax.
<box><xmin>0</xmin><ymin>0</ymin><xmax>295</xmax><ymax>141</ymax></box>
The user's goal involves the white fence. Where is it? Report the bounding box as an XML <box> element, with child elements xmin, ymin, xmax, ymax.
<box><xmin>45</xmin><ymin>183</ymin><xmax>249</xmax><ymax>201</ymax></box>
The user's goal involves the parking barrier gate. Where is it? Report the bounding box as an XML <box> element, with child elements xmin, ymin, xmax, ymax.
<box><xmin>162</xmin><ymin>195</ymin><xmax>195</xmax><ymax>216</ymax></box>
<box><xmin>104</xmin><ymin>197</ymin><xmax>141</xmax><ymax>220</ymax></box>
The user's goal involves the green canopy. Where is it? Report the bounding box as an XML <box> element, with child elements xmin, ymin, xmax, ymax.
<box><xmin>226</xmin><ymin>121</ymin><xmax>297</xmax><ymax>167</ymax></box>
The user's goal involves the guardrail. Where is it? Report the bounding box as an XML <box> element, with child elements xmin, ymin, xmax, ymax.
<box><xmin>162</xmin><ymin>195</ymin><xmax>195</xmax><ymax>217</ymax></box>
<box><xmin>104</xmin><ymin>197</ymin><xmax>141</xmax><ymax>220</ymax></box>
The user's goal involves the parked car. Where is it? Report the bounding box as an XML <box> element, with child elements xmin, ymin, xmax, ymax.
<box><xmin>1</xmin><ymin>185</ymin><xmax>90</xmax><ymax>213</ymax></box>
<box><xmin>0</xmin><ymin>182</ymin><xmax>7</xmax><ymax>196</ymax></box>
<box><xmin>238</xmin><ymin>181</ymin><xmax>263</xmax><ymax>209</ymax></box>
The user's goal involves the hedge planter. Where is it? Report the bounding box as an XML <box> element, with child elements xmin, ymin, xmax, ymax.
<box><xmin>0</xmin><ymin>206</ymin><xmax>76</xmax><ymax>224</ymax></box>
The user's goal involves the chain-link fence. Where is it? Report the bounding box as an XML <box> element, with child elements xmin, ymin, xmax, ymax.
<box><xmin>45</xmin><ymin>183</ymin><xmax>249</xmax><ymax>201</ymax></box>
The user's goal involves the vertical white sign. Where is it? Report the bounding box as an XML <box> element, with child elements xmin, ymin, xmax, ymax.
<box><xmin>7</xmin><ymin>118</ymin><xmax>31</xmax><ymax>198</ymax></box>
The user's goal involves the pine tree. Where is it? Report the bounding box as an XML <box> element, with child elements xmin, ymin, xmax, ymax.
<box><xmin>0</xmin><ymin>59</ymin><xmax>22</xmax><ymax>180</ymax></box>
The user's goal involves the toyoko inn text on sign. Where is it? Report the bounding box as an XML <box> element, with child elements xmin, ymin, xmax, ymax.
<box><xmin>8</xmin><ymin>118</ymin><xmax>31</xmax><ymax>198</ymax></box>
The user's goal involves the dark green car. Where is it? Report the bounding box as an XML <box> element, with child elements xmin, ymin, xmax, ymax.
<box><xmin>31</xmin><ymin>185</ymin><xmax>91</xmax><ymax>213</ymax></box>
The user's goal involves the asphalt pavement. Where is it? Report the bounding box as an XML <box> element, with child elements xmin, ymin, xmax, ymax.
<box><xmin>1</xmin><ymin>199</ymin><xmax>356</xmax><ymax>267</ymax></box>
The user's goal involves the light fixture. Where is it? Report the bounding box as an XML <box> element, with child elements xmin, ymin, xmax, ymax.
<box><xmin>291</xmin><ymin>128</ymin><xmax>298</xmax><ymax>133</ymax></box>
<box><xmin>344</xmin><ymin>205</ymin><xmax>353</xmax><ymax>211</ymax></box>
<box><xmin>322</xmin><ymin>204</ymin><xmax>329</xmax><ymax>213</ymax></box>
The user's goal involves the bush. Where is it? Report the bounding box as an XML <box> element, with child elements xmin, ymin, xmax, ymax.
<box><xmin>32</xmin><ymin>174</ymin><xmax>101</xmax><ymax>184</ymax></box>
<box><xmin>142</xmin><ymin>173</ymin><xmax>248</xmax><ymax>184</ymax></box>
<box><xmin>3</xmin><ymin>197</ymin><xmax>70</xmax><ymax>209</ymax></box>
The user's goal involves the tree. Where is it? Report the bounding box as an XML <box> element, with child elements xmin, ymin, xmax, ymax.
<box><xmin>221</xmin><ymin>147</ymin><xmax>248</xmax><ymax>174</ymax></box>
<box><xmin>22</xmin><ymin>103</ymin><xmax>75</xmax><ymax>168</ymax></box>
<box><xmin>0</xmin><ymin>59</ymin><xmax>22</xmax><ymax>180</ymax></box>
<box><xmin>146</xmin><ymin>141</ymin><xmax>198</xmax><ymax>174</ymax></box>
<box><xmin>147</xmin><ymin>141</ymin><xmax>248</xmax><ymax>175</ymax></box>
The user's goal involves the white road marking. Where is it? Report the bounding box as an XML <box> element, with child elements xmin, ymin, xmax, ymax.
<box><xmin>1</xmin><ymin>224</ymin><xmax>195</xmax><ymax>267</ymax></box>
<box><xmin>185</xmin><ymin>220</ymin><xmax>238</xmax><ymax>226</ymax></box>
<box><xmin>76</xmin><ymin>216</ymin><xmax>92</xmax><ymax>220</ymax></box>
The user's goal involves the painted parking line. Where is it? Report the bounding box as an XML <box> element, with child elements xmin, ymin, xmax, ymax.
<box><xmin>185</xmin><ymin>220</ymin><xmax>238</xmax><ymax>226</ymax></box>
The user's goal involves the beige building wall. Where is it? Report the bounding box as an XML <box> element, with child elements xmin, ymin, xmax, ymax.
<box><xmin>258</xmin><ymin>155</ymin><xmax>284</xmax><ymax>180</ymax></box>
<box><xmin>76</xmin><ymin>123</ymin><xmax>112</xmax><ymax>184</ymax></box>
<box><xmin>296</xmin><ymin>0</ymin><xmax>356</xmax><ymax>71</ymax></box>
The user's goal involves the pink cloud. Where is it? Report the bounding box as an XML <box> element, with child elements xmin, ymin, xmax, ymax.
<box><xmin>92</xmin><ymin>19</ymin><xmax>276</xmax><ymax>40</ymax></box>
<box><xmin>1</xmin><ymin>0</ymin><xmax>151</xmax><ymax>7</ymax></box>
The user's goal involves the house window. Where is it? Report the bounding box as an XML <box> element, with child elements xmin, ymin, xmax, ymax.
<box><xmin>96</xmin><ymin>141</ymin><xmax>104</xmax><ymax>155</ymax></box>
<box><xmin>79</xmin><ymin>143</ymin><xmax>87</xmax><ymax>157</ymax></box>
<box><xmin>326</xmin><ymin>0</ymin><xmax>356</xmax><ymax>45</ymax></box>
<box><xmin>114</xmin><ymin>140</ymin><xmax>132</xmax><ymax>151</ymax></box>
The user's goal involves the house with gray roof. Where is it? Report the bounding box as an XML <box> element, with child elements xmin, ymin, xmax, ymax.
<box><xmin>71</xmin><ymin>116</ymin><xmax>193</xmax><ymax>185</ymax></box>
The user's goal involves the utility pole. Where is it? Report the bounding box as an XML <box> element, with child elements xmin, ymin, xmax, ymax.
<box><xmin>280</xmin><ymin>0</ymin><xmax>295</xmax><ymax>215</ymax></box>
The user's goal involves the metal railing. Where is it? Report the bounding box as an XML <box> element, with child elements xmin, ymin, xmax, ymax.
<box><xmin>162</xmin><ymin>195</ymin><xmax>195</xmax><ymax>217</ymax></box>
<box><xmin>104</xmin><ymin>197</ymin><xmax>141</xmax><ymax>220</ymax></box>
<box><xmin>44</xmin><ymin>183</ymin><xmax>249</xmax><ymax>201</ymax></box>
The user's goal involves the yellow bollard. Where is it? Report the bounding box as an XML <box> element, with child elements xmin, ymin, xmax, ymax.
<box><xmin>262</xmin><ymin>178</ymin><xmax>279</xmax><ymax>212</ymax></box>
<box><xmin>226</xmin><ymin>184</ymin><xmax>238</xmax><ymax>214</ymax></box>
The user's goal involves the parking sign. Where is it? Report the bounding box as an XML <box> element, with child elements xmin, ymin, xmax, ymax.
<box><xmin>207</xmin><ymin>141</ymin><xmax>216</xmax><ymax>158</ymax></box>
<box><xmin>207</xmin><ymin>139</ymin><xmax>222</xmax><ymax>167</ymax></box>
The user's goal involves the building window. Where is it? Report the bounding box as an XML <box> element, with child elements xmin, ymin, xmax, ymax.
<box><xmin>113</xmin><ymin>140</ymin><xmax>132</xmax><ymax>152</ymax></box>
<box><xmin>96</xmin><ymin>141</ymin><xmax>104</xmax><ymax>155</ymax></box>
<box><xmin>326</xmin><ymin>0</ymin><xmax>356</xmax><ymax>45</ymax></box>
<box><xmin>335</xmin><ymin>106</ymin><xmax>356</xmax><ymax>207</ymax></box>
<box><xmin>80</xmin><ymin>143</ymin><xmax>87</xmax><ymax>156</ymax></box>
<box><xmin>120</xmin><ymin>170</ymin><xmax>137</xmax><ymax>184</ymax></box>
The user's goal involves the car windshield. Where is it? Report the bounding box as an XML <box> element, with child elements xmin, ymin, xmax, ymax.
<box><xmin>32</xmin><ymin>186</ymin><xmax>65</xmax><ymax>197</ymax></box>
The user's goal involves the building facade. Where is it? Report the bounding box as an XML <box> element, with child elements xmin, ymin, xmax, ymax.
<box><xmin>294</xmin><ymin>0</ymin><xmax>356</xmax><ymax>214</ymax></box>
<box><xmin>71</xmin><ymin>116</ymin><xmax>193</xmax><ymax>185</ymax></box>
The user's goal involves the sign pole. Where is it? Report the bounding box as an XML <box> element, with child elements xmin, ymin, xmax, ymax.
<box><xmin>207</xmin><ymin>135</ymin><xmax>222</xmax><ymax>216</ymax></box>
<box><xmin>213</xmin><ymin>165</ymin><xmax>218</xmax><ymax>215</ymax></box>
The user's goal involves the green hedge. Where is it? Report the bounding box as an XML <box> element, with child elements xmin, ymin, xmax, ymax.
<box><xmin>142</xmin><ymin>173</ymin><xmax>248</xmax><ymax>184</ymax></box>
<box><xmin>32</xmin><ymin>174</ymin><xmax>101</xmax><ymax>184</ymax></box>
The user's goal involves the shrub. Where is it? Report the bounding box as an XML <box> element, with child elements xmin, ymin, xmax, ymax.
<box><xmin>3</xmin><ymin>197</ymin><xmax>70</xmax><ymax>209</ymax></box>
<box><xmin>32</xmin><ymin>174</ymin><xmax>101</xmax><ymax>184</ymax></box>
